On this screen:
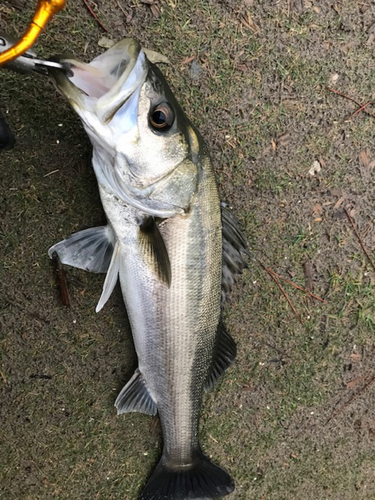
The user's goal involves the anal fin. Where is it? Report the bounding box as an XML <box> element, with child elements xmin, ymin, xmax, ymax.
<box><xmin>115</xmin><ymin>368</ymin><xmax>157</xmax><ymax>416</ymax></box>
<box><xmin>205</xmin><ymin>322</ymin><xmax>237</xmax><ymax>391</ymax></box>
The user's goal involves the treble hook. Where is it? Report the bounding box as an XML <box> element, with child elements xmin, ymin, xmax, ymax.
<box><xmin>0</xmin><ymin>0</ymin><xmax>66</xmax><ymax>66</ymax></box>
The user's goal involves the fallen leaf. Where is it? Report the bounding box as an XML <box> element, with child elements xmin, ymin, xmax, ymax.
<box><xmin>346</xmin><ymin>376</ymin><xmax>365</xmax><ymax>389</ymax></box>
<box><xmin>313</xmin><ymin>203</ymin><xmax>323</xmax><ymax>215</ymax></box>
<box><xmin>277</xmin><ymin>133</ymin><xmax>292</xmax><ymax>147</ymax></box>
<box><xmin>143</xmin><ymin>48</ymin><xmax>170</xmax><ymax>64</ymax></box>
<box><xmin>236</xmin><ymin>63</ymin><xmax>248</xmax><ymax>72</ymax></box>
<box><xmin>282</xmin><ymin>99</ymin><xmax>301</xmax><ymax>110</ymax></box>
<box><xmin>182</xmin><ymin>54</ymin><xmax>197</xmax><ymax>65</ymax></box>
<box><xmin>261</xmin><ymin>145</ymin><xmax>273</xmax><ymax>155</ymax></box>
<box><xmin>242</xmin><ymin>383</ymin><xmax>253</xmax><ymax>391</ymax></box>
<box><xmin>350</xmin><ymin>353</ymin><xmax>362</xmax><ymax>362</ymax></box>
<box><xmin>359</xmin><ymin>149</ymin><xmax>370</xmax><ymax>167</ymax></box>
<box><xmin>340</xmin><ymin>41</ymin><xmax>358</xmax><ymax>55</ymax></box>
<box><xmin>308</xmin><ymin>160</ymin><xmax>322</xmax><ymax>176</ymax></box>
<box><xmin>240</xmin><ymin>12</ymin><xmax>260</xmax><ymax>33</ymax></box>
<box><xmin>0</xmin><ymin>5</ymin><xmax>14</xmax><ymax>13</ymax></box>
<box><xmin>329</xmin><ymin>73</ymin><xmax>340</xmax><ymax>85</ymax></box>
<box><xmin>333</xmin><ymin>196</ymin><xmax>345</xmax><ymax>210</ymax></box>
<box><xmin>98</xmin><ymin>37</ymin><xmax>115</xmax><ymax>49</ymax></box>
<box><xmin>360</xmin><ymin>4</ymin><xmax>371</xmax><ymax>14</ymax></box>
<box><xmin>150</xmin><ymin>4</ymin><xmax>160</xmax><ymax>17</ymax></box>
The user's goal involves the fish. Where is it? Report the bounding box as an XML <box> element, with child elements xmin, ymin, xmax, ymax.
<box><xmin>46</xmin><ymin>39</ymin><xmax>248</xmax><ymax>499</ymax></box>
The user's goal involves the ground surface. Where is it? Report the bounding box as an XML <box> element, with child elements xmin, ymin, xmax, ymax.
<box><xmin>1</xmin><ymin>1</ymin><xmax>375</xmax><ymax>499</ymax></box>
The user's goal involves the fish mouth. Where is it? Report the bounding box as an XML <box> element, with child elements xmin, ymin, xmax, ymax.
<box><xmin>49</xmin><ymin>39</ymin><xmax>183</xmax><ymax>218</ymax></box>
<box><xmin>49</xmin><ymin>38</ymin><xmax>147</xmax><ymax>125</ymax></box>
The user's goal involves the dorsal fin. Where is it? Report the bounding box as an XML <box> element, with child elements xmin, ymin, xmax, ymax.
<box><xmin>221</xmin><ymin>204</ymin><xmax>249</xmax><ymax>301</ymax></box>
<box><xmin>138</xmin><ymin>218</ymin><xmax>171</xmax><ymax>286</ymax></box>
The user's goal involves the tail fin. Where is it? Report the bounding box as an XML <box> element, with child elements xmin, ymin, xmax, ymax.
<box><xmin>138</xmin><ymin>451</ymin><xmax>234</xmax><ymax>500</ymax></box>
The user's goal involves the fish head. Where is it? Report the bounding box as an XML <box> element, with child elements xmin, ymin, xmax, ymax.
<box><xmin>49</xmin><ymin>39</ymin><xmax>201</xmax><ymax>217</ymax></box>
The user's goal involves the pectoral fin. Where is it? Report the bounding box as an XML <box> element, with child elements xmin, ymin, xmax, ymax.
<box><xmin>95</xmin><ymin>242</ymin><xmax>120</xmax><ymax>312</ymax></box>
<box><xmin>138</xmin><ymin>218</ymin><xmax>171</xmax><ymax>286</ymax></box>
<box><xmin>115</xmin><ymin>368</ymin><xmax>157</xmax><ymax>416</ymax></box>
<box><xmin>48</xmin><ymin>226</ymin><xmax>115</xmax><ymax>273</ymax></box>
<box><xmin>205</xmin><ymin>321</ymin><xmax>237</xmax><ymax>391</ymax></box>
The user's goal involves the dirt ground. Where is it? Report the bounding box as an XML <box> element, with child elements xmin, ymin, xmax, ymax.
<box><xmin>1</xmin><ymin>1</ymin><xmax>375</xmax><ymax>499</ymax></box>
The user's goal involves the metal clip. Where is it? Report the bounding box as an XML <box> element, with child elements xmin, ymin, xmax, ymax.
<box><xmin>0</xmin><ymin>32</ymin><xmax>67</xmax><ymax>75</ymax></box>
<box><xmin>0</xmin><ymin>0</ymin><xmax>66</xmax><ymax>66</ymax></box>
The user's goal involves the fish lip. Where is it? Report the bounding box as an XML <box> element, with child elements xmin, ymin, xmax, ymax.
<box><xmin>48</xmin><ymin>38</ymin><xmax>147</xmax><ymax>124</ymax></box>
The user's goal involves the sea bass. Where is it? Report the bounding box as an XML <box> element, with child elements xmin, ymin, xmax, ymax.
<box><xmin>47</xmin><ymin>39</ymin><xmax>247</xmax><ymax>500</ymax></box>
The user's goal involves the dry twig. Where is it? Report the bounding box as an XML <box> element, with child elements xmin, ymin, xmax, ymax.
<box><xmin>327</xmin><ymin>87</ymin><xmax>374</xmax><ymax>119</ymax></box>
<box><xmin>326</xmin><ymin>372</ymin><xmax>375</xmax><ymax>423</ymax></box>
<box><xmin>182</xmin><ymin>55</ymin><xmax>197</xmax><ymax>65</ymax></box>
<box><xmin>116</xmin><ymin>0</ymin><xmax>127</xmax><ymax>17</ymax></box>
<box><xmin>270</xmin><ymin>269</ymin><xmax>326</xmax><ymax>303</ymax></box>
<box><xmin>82</xmin><ymin>0</ymin><xmax>108</xmax><ymax>32</ymax></box>
<box><xmin>51</xmin><ymin>252</ymin><xmax>71</xmax><ymax>307</ymax></box>
<box><xmin>344</xmin><ymin>207</ymin><xmax>375</xmax><ymax>272</ymax></box>
<box><xmin>258</xmin><ymin>261</ymin><xmax>305</xmax><ymax>325</ymax></box>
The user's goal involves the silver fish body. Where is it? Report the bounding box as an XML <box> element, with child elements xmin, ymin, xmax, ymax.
<box><xmin>102</xmin><ymin>154</ymin><xmax>221</xmax><ymax>463</ymax></box>
<box><xmin>47</xmin><ymin>39</ymin><xmax>247</xmax><ymax>499</ymax></box>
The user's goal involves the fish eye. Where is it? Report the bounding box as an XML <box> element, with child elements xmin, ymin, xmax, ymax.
<box><xmin>149</xmin><ymin>103</ymin><xmax>174</xmax><ymax>131</ymax></box>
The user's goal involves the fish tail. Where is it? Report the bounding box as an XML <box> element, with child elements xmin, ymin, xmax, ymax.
<box><xmin>138</xmin><ymin>451</ymin><xmax>234</xmax><ymax>500</ymax></box>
